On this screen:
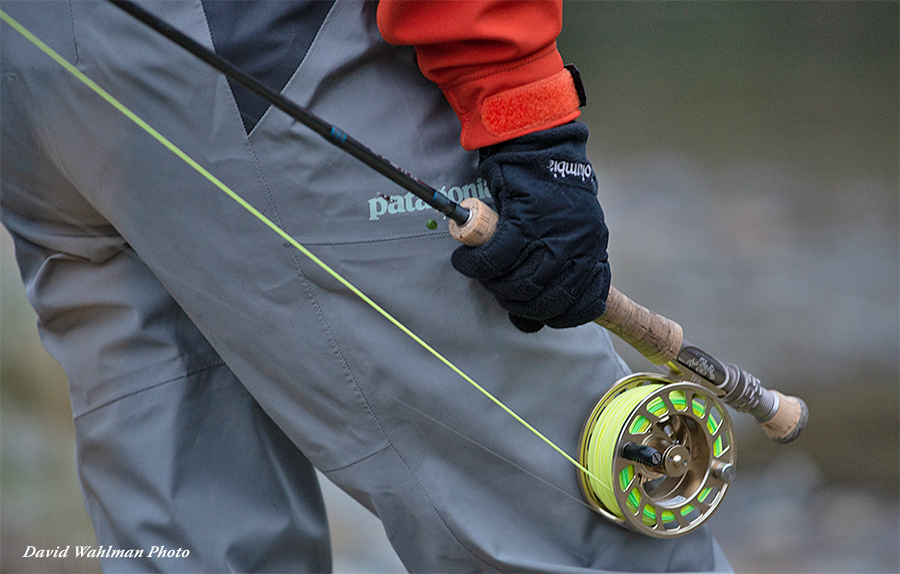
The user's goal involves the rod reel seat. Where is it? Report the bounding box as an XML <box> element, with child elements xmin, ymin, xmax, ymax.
<box><xmin>578</xmin><ymin>373</ymin><xmax>736</xmax><ymax>538</ymax></box>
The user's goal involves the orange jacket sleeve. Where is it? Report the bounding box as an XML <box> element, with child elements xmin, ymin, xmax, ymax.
<box><xmin>377</xmin><ymin>0</ymin><xmax>582</xmax><ymax>150</ymax></box>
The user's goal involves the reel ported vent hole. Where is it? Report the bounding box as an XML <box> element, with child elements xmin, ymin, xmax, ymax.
<box><xmin>578</xmin><ymin>374</ymin><xmax>736</xmax><ymax>538</ymax></box>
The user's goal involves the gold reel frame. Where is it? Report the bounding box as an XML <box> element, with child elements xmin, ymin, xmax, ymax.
<box><xmin>578</xmin><ymin>373</ymin><xmax>736</xmax><ymax>538</ymax></box>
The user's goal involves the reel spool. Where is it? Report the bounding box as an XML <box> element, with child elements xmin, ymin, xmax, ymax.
<box><xmin>578</xmin><ymin>374</ymin><xmax>736</xmax><ymax>538</ymax></box>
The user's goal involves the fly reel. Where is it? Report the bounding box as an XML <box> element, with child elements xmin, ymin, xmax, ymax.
<box><xmin>578</xmin><ymin>373</ymin><xmax>736</xmax><ymax>538</ymax></box>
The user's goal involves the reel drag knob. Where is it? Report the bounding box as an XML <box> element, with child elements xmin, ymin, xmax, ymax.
<box><xmin>578</xmin><ymin>374</ymin><xmax>736</xmax><ymax>538</ymax></box>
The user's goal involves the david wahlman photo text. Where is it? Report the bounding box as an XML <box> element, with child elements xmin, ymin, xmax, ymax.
<box><xmin>22</xmin><ymin>545</ymin><xmax>190</xmax><ymax>559</ymax></box>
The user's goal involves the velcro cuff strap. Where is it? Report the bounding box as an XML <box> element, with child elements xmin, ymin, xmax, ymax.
<box><xmin>482</xmin><ymin>68</ymin><xmax>582</xmax><ymax>138</ymax></box>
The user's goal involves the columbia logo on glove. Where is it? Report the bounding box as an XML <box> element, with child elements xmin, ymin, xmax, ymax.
<box><xmin>548</xmin><ymin>159</ymin><xmax>593</xmax><ymax>181</ymax></box>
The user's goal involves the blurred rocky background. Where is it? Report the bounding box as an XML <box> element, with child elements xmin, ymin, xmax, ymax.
<box><xmin>2</xmin><ymin>1</ymin><xmax>897</xmax><ymax>572</ymax></box>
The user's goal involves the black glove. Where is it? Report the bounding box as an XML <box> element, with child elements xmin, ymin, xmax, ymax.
<box><xmin>451</xmin><ymin>122</ymin><xmax>610</xmax><ymax>332</ymax></box>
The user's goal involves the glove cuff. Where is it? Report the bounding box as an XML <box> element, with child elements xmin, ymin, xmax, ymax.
<box><xmin>441</xmin><ymin>47</ymin><xmax>586</xmax><ymax>150</ymax></box>
<box><xmin>481</xmin><ymin>65</ymin><xmax>585</xmax><ymax>140</ymax></box>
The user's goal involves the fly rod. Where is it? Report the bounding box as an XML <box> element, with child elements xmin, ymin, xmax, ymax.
<box><xmin>108</xmin><ymin>0</ymin><xmax>807</xmax><ymax>444</ymax></box>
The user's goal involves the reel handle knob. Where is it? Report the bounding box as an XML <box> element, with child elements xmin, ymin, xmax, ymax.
<box><xmin>622</xmin><ymin>442</ymin><xmax>663</xmax><ymax>467</ymax></box>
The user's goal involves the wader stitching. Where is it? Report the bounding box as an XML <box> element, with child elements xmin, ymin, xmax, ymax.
<box><xmin>73</xmin><ymin>361</ymin><xmax>226</xmax><ymax>420</ymax></box>
<box><xmin>66</xmin><ymin>0</ymin><xmax>80</xmax><ymax>64</ymax></box>
<box><xmin>320</xmin><ymin>444</ymin><xmax>392</xmax><ymax>473</ymax></box>
<box><xmin>249</xmin><ymin>1</ymin><xmax>337</xmax><ymax>137</ymax></box>
<box><xmin>321</xmin><ymin>444</ymin><xmax>506</xmax><ymax>572</ymax></box>
<box><xmin>242</xmin><ymin>125</ymin><xmax>392</xmax><ymax>458</ymax></box>
<box><xmin>388</xmin><ymin>444</ymin><xmax>507</xmax><ymax>572</ymax></box>
<box><xmin>301</xmin><ymin>230</ymin><xmax>450</xmax><ymax>246</ymax></box>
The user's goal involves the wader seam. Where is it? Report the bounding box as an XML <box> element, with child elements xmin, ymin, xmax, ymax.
<box><xmin>73</xmin><ymin>361</ymin><xmax>227</xmax><ymax>420</ymax></box>
<box><xmin>319</xmin><ymin>444</ymin><xmax>392</xmax><ymax>473</ymax></box>
<box><xmin>387</xmin><ymin>443</ymin><xmax>506</xmax><ymax>572</ymax></box>
<box><xmin>301</xmin><ymin>230</ymin><xmax>450</xmax><ymax>246</ymax></box>
<box><xmin>248</xmin><ymin>1</ymin><xmax>338</xmax><ymax>137</ymax></box>
<box><xmin>323</xmin><ymin>443</ymin><xmax>505</xmax><ymax>572</ymax></box>
<box><xmin>66</xmin><ymin>0</ymin><xmax>80</xmax><ymax>64</ymax></box>
<box><xmin>292</xmin><ymin>263</ymin><xmax>393</xmax><ymax>450</ymax></box>
<box><xmin>244</xmin><ymin>114</ymin><xmax>393</xmax><ymax>461</ymax></box>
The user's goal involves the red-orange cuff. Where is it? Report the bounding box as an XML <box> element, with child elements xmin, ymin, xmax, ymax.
<box><xmin>439</xmin><ymin>45</ymin><xmax>582</xmax><ymax>150</ymax></box>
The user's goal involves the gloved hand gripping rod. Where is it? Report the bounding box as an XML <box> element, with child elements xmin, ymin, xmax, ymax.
<box><xmin>110</xmin><ymin>0</ymin><xmax>807</xmax><ymax>443</ymax></box>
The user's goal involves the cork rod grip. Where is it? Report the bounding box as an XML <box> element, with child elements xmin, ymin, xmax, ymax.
<box><xmin>593</xmin><ymin>287</ymin><xmax>684</xmax><ymax>365</ymax></box>
<box><xmin>448</xmin><ymin>198</ymin><xmax>499</xmax><ymax>247</ymax></box>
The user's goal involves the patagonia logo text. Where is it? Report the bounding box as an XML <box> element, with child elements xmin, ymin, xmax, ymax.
<box><xmin>548</xmin><ymin>159</ymin><xmax>593</xmax><ymax>181</ymax></box>
<box><xmin>368</xmin><ymin>178</ymin><xmax>491</xmax><ymax>221</ymax></box>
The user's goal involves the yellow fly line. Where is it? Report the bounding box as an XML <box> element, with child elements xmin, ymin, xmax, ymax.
<box><xmin>584</xmin><ymin>384</ymin><xmax>664</xmax><ymax>520</ymax></box>
<box><xmin>0</xmin><ymin>8</ymin><xmax>603</xmax><ymax>485</ymax></box>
